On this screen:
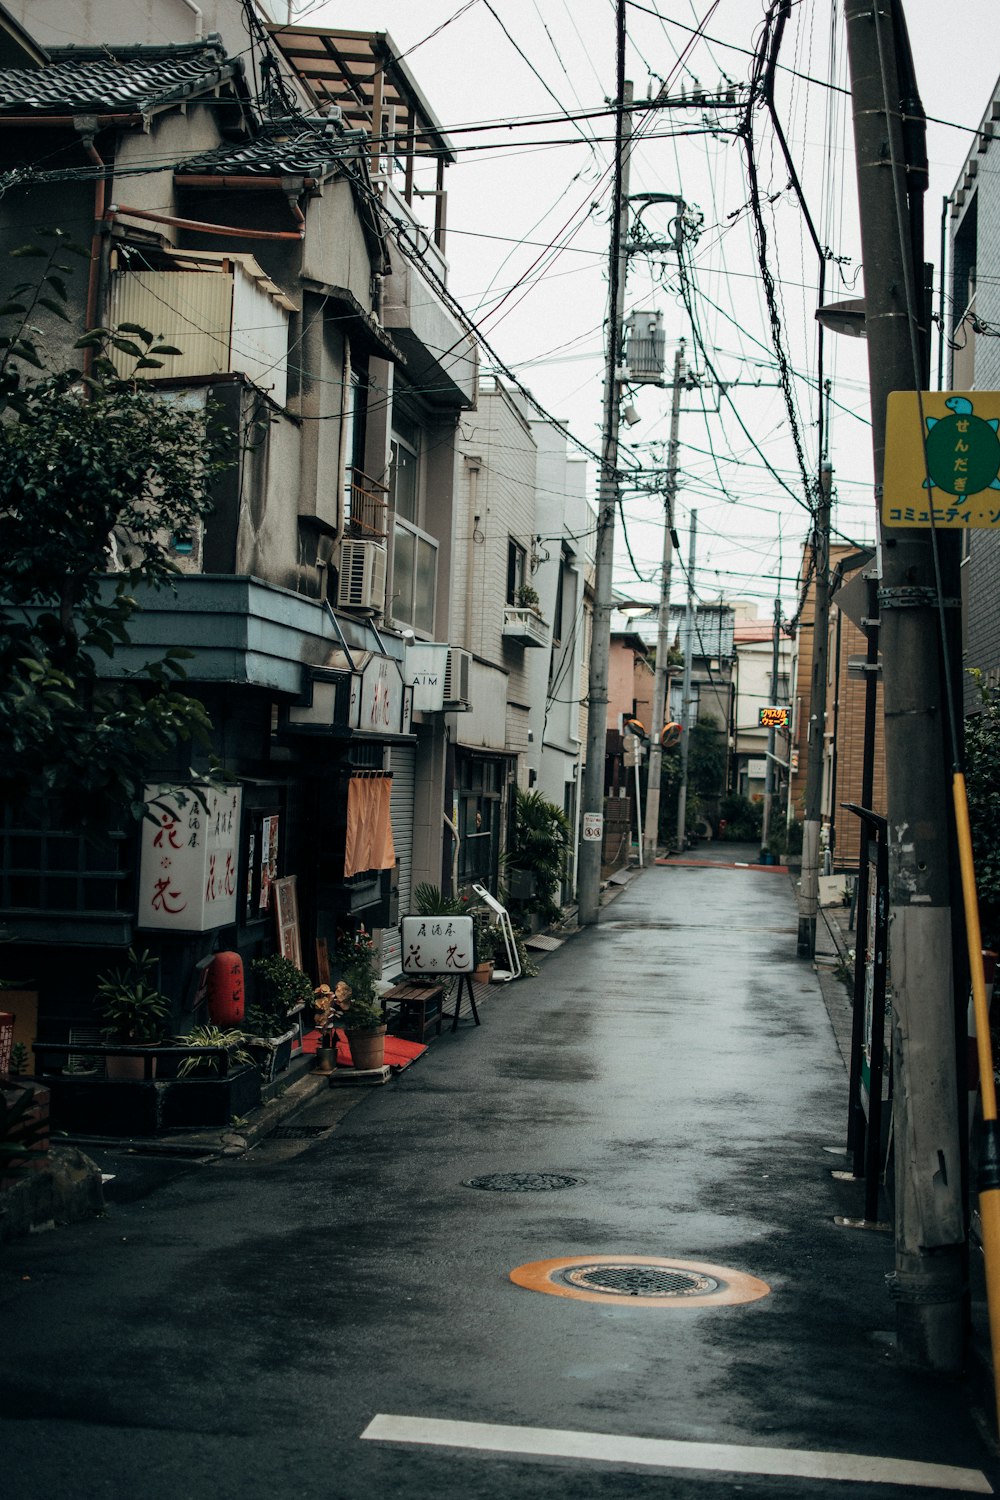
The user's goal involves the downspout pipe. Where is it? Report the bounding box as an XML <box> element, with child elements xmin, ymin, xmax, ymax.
<box><xmin>79</xmin><ymin>130</ymin><xmax>108</xmax><ymax>379</ymax></box>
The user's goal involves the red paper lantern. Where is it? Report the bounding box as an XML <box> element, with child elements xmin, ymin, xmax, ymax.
<box><xmin>207</xmin><ymin>952</ymin><xmax>245</xmax><ymax>1026</ymax></box>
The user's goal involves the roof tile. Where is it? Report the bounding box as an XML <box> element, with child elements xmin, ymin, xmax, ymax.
<box><xmin>0</xmin><ymin>38</ymin><xmax>237</xmax><ymax>114</ymax></box>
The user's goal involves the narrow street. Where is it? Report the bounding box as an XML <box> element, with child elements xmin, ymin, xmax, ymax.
<box><xmin>2</xmin><ymin>853</ymin><xmax>996</xmax><ymax>1499</ymax></box>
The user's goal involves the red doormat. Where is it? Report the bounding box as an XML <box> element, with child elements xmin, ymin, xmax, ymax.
<box><xmin>301</xmin><ymin>1028</ymin><xmax>427</xmax><ymax>1073</ymax></box>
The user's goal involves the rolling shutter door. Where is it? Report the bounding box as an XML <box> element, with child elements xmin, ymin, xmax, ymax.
<box><xmin>381</xmin><ymin>745</ymin><xmax>415</xmax><ymax>979</ymax></box>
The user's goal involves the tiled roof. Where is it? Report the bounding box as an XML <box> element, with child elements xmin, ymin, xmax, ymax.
<box><xmin>0</xmin><ymin>37</ymin><xmax>239</xmax><ymax>114</ymax></box>
<box><xmin>175</xmin><ymin>117</ymin><xmax>360</xmax><ymax>180</ymax></box>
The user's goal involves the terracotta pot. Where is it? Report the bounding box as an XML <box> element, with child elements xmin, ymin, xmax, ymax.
<box><xmin>346</xmin><ymin>1025</ymin><xmax>386</xmax><ymax>1071</ymax></box>
<box><xmin>472</xmin><ymin>962</ymin><xmax>494</xmax><ymax>985</ymax></box>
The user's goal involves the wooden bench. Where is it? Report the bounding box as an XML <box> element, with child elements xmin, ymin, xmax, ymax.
<box><xmin>380</xmin><ymin>981</ymin><xmax>444</xmax><ymax>1042</ymax></box>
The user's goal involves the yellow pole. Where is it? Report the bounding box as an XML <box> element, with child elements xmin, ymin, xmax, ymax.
<box><xmin>952</xmin><ymin>770</ymin><xmax>1000</xmax><ymax>1433</ymax></box>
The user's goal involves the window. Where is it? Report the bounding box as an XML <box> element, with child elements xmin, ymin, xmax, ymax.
<box><xmin>392</xmin><ymin>519</ymin><xmax>437</xmax><ymax>635</ymax></box>
<box><xmin>457</xmin><ymin>756</ymin><xmax>502</xmax><ymax>887</ymax></box>
<box><xmin>507</xmin><ymin>539</ymin><xmax>526</xmax><ymax>605</ymax></box>
<box><xmin>389</xmin><ymin>417</ymin><xmax>419</xmax><ymax>525</ymax></box>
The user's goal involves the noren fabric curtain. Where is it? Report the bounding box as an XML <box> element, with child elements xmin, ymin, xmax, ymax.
<box><xmin>344</xmin><ymin>775</ymin><xmax>396</xmax><ymax>878</ymax></box>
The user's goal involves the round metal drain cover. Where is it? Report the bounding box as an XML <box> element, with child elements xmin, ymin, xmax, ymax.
<box><xmin>510</xmin><ymin>1254</ymin><xmax>770</xmax><ymax>1308</ymax></box>
<box><xmin>560</xmin><ymin>1263</ymin><xmax>717</xmax><ymax>1298</ymax></box>
<box><xmin>463</xmin><ymin>1171</ymin><xmax>582</xmax><ymax>1193</ymax></box>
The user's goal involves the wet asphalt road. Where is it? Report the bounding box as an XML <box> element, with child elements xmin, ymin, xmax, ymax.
<box><xmin>2</xmin><ymin>849</ymin><xmax>997</xmax><ymax>1498</ymax></box>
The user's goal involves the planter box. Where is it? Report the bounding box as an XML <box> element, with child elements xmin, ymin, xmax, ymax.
<box><xmin>161</xmin><ymin>1065</ymin><xmax>261</xmax><ymax>1128</ymax></box>
<box><xmin>44</xmin><ymin>1067</ymin><xmax>262</xmax><ymax>1136</ymax></box>
<box><xmin>246</xmin><ymin>1028</ymin><xmax>296</xmax><ymax>1084</ymax></box>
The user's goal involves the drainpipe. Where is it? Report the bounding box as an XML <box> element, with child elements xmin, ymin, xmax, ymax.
<box><xmin>78</xmin><ymin>126</ymin><xmax>109</xmax><ymax>378</ymax></box>
<box><xmin>178</xmin><ymin>0</ymin><xmax>204</xmax><ymax>41</ymax></box>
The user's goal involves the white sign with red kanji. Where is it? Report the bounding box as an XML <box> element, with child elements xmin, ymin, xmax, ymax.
<box><xmin>137</xmin><ymin>783</ymin><xmax>242</xmax><ymax>932</ymax></box>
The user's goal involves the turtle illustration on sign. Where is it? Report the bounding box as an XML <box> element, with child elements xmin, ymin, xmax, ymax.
<box><xmin>923</xmin><ymin>395</ymin><xmax>1000</xmax><ymax>498</ymax></box>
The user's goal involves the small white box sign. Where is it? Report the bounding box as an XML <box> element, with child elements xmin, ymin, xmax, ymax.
<box><xmin>400</xmin><ymin>914</ymin><xmax>475</xmax><ymax>974</ymax></box>
<box><xmin>582</xmin><ymin>812</ymin><xmax>604</xmax><ymax>842</ymax></box>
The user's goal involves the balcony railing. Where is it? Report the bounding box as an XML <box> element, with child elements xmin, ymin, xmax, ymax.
<box><xmin>346</xmin><ymin>468</ymin><xmax>389</xmax><ymax>540</ymax></box>
<box><xmin>503</xmin><ymin>605</ymin><xmax>549</xmax><ymax>648</ymax></box>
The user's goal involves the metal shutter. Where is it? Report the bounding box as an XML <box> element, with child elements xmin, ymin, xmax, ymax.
<box><xmin>381</xmin><ymin>745</ymin><xmax>415</xmax><ymax>979</ymax></box>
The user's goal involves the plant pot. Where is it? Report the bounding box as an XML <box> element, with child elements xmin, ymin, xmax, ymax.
<box><xmin>106</xmin><ymin>1053</ymin><xmax>156</xmax><ymax>1081</ymax></box>
<box><xmin>345</xmin><ymin>1024</ymin><xmax>386</xmax><ymax>1071</ymax></box>
<box><xmin>314</xmin><ymin>1037</ymin><xmax>336</xmax><ymax>1073</ymax></box>
<box><xmin>472</xmin><ymin>962</ymin><xmax>494</xmax><ymax>985</ymax></box>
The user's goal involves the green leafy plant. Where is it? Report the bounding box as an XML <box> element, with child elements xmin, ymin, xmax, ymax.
<box><xmin>175</xmin><ymin>1024</ymin><xmax>252</xmax><ymax>1078</ymax></box>
<box><xmin>0</xmin><ymin>232</ymin><xmax>230</xmax><ymax>835</ymax></box>
<box><xmin>95</xmin><ymin>948</ymin><xmax>170</xmax><ymax>1044</ymax></box>
<box><xmin>472</xmin><ymin>907</ymin><xmax>499</xmax><ymax>963</ymax></box>
<box><xmin>966</xmin><ymin>669</ymin><xmax>1000</xmax><ymax>947</ymax></box>
<box><xmin>516</xmin><ymin>581</ymin><xmax>540</xmax><ymax>610</ymax></box>
<box><xmin>508</xmin><ymin>788</ymin><xmax>570</xmax><ymax>922</ymax></box>
<box><xmin>413</xmin><ymin>882</ymin><xmax>464</xmax><ymax>915</ymax></box>
<box><xmin>248</xmin><ymin>954</ymin><xmax>313</xmax><ymax>1039</ymax></box>
<box><xmin>334</xmin><ymin>929</ymin><xmax>382</xmax><ymax>1028</ymax></box>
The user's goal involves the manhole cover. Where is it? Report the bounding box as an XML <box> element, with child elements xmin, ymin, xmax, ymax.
<box><xmin>463</xmin><ymin>1172</ymin><xmax>582</xmax><ymax>1192</ymax></box>
<box><xmin>559</xmin><ymin>1264</ymin><xmax>717</xmax><ymax>1297</ymax></box>
<box><xmin>509</xmin><ymin>1255</ymin><xmax>770</xmax><ymax>1307</ymax></box>
<box><xmin>269</xmin><ymin>1125</ymin><xmax>329</xmax><ymax>1139</ymax></box>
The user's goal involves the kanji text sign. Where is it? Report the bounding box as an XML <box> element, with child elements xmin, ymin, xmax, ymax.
<box><xmin>400</xmin><ymin>914</ymin><xmax>475</xmax><ymax>974</ymax></box>
<box><xmin>884</xmin><ymin>390</ymin><xmax>1000</xmax><ymax>527</ymax></box>
<box><xmin>138</xmin><ymin>783</ymin><xmax>242</xmax><ymax>931</ymax></box>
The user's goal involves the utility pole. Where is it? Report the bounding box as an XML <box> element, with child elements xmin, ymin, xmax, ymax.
<box><xmin>844</xmin><ymin>0</ymin><xmax>964</xmax><ymax>1372</ymax></box>
<box><xmin>578</xmin><ymin>8</ymin><xmax>631</xmax><ymax>927</ymax></box>
<box><xmin>797</xmin><ymin>460</ymin><xmax>832</xmax><ymax>954</ymax></box>
<box><xmin>675</xmin><ymin>510</ymin><xmax>697</xmax><ymax>852</ymax></box>
<box><xmin>760</xmin><ymin>595</ymin><xmax>782</xmax><ymax>858</ymax></box>
<box><xmin>643</xmin><ymin>340</ymin><xmax>684</xmax><ymax>862</ymax></box>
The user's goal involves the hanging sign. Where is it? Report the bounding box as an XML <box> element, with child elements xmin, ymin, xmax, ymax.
<box><xmin>138</xmin><ymin>783</ymin><xmax>242</xmax><ymax>932</ymax></box>
<box><xmin>758</xmin><ymin>706</ymin><xmax>790</xmax><ymax>728</ymax></box>
<box><xmin>348</xmin><ymin>654</ymin><xmax>406</xmax><ymax>734</ymax></box>
<box><xmin>884</xmin><ymin>390</ymin><xmax>1000</xmax><ymax>528</ymax></box>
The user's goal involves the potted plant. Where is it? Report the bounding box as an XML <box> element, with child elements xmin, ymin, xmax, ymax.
<box><xmin>174</xmin><ymin>1024</ymin><xmax>252</xmax><ymax>1078</ymax></box>
<box><xmin>516</xmin><ymin>581</ymin><xmax>540</xmax><ymax>611</ymax></box>
<box><xmin>95</xmin><ymin>948</ymin><xmax>170</xmax><ymax>1078</ymax></box>
<box><xmin>247</xmin><ymin>954</ymin><xmax>312</xmax><ymax>1081</ymax></box>
<box><xmin>412</xmin><ymin>882</ymin><xmax>465</xmax><ymax>915</ymax></box>
<box><xmin>334</xmin><ymin>928</ymin><xmax>386</xmax><ymax>1070</ymax></box>
<box><xmin>472</xmin><ymin>908</ymin><xmax>498</xmax><ymax>984</ymax></box>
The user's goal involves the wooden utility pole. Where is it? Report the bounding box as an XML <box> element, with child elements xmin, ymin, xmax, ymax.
<box><xmin>844</xmin><ymin>0</ymin><xmax>964</xmax><ymax>1371</ymax></box>
<box><xmin>760</xmin><ymin>595</ymin><xmax>783</xmax><ymax>858</ymax></box>
<box><xmin>797</xmin><ymin>461</ymin><xmax>832</xmax><ymax>953</ymax></box>
<box><xmin>578</xmin><ymin>5</ymin><xmax>631</xmax><ymax>926</ymax></box>
<box><xmin>675</xmin><ymin>510</ymin><xmax>697</xmax><ymax>852</ymax></box>
<box><xmin>643</xmin><ymin>341</ymin><xmax>684</xmax><ymax>862</ymax></box>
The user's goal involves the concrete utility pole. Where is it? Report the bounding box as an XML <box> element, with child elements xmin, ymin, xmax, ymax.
<box><xmin>844</xmin><ymin>0</ymin><xmax>964</xmax><ymax>1371</ymax></box>
<box><xmin>643</xmin><ymin>340</ymin><xmax>685</xmax><ymax>862</ymax></box>
<box><xmin>760</xmin><ymin>595</ymin><xmax>782</xmax><ymax>858</ymax></box>
<box><xmin>578</xmin><ymin>29</ymin><xmax>632</xmax><ymax>927</ymax></box>
<box><xmin>675</xmin><ymin>510</ymin><xmax>697</xmax><ymax>852</ymax></box>
<box><xmin>797</xmin><ymin>460</ymin><xmax>832</xmax><ymax>954</ymax></box>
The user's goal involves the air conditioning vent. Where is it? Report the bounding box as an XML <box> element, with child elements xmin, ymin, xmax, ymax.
<box><xmin>337</xmin><ymin>539</ymin><xmax>387</xmax><ymax>613</ymax></box>
<box><xmin>442</xmin><ymin>647</ymin><xmax>472</xmax><ymax>709</ymax></box>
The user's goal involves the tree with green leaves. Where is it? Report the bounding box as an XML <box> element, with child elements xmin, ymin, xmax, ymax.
<box><xmin>965</xmin><ymin>670</ymin><xmax>1000</xmax><ymax>947</ymax></box>
<box><xmin>0</xmin><ymin>232</ymin><xmax>229</xmax><ymax>833</ymax></box>
<box><xmin>510</xmin><ymin>788</ymin><xmax>571</xmax><ymax>922</ymax></box>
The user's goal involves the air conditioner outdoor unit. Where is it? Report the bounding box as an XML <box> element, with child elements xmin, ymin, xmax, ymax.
<box><xmin>442</xmin><ymin>647</ymin><xmax>472</xmax><ymax>709</ymax></box>
<box><xmin>337</xmin><ymin>539</ymin><xmax>386</xmax><ymax>613</ymax></box>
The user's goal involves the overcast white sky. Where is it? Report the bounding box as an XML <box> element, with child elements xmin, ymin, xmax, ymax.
<box><xmin>285</xmin><ymin>1</ymin><xmax>999</xmax><ymax>618</ymax></box>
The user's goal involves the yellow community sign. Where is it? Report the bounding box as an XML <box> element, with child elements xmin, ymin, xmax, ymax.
<box><xmin>883</xmin><ymin>390</ymin><xmax>1000</xmax><ymax>529</ymax></box>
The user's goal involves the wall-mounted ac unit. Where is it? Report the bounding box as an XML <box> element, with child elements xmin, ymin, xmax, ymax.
<box><xmin>337</xmin><ymin>539</ymin><xmax>387</xmax><ymax>613</ymax></box>
<box><xmin>442</xmin><ymin>647</ymin><xmax>472</xmax><ymax>710</ymax></box>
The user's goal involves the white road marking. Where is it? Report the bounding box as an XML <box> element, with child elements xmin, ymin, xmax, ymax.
<box><xmin>361</xmin><ymin>1414</ymin><xmax>992</xmax><ymax>1493</ymax></box>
